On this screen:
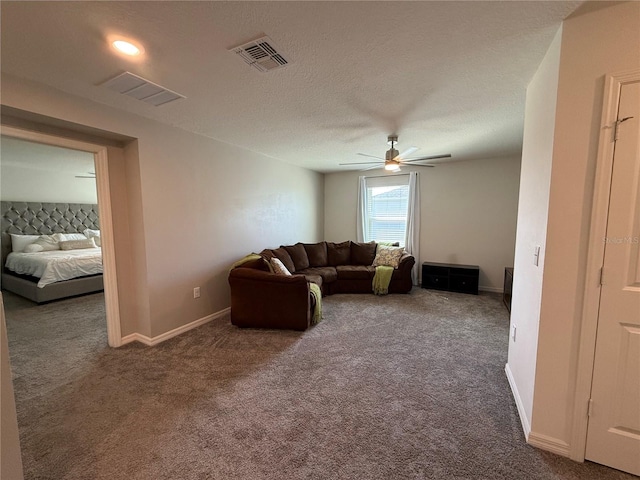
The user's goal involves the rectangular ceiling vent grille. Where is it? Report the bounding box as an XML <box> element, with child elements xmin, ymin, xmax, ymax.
<box><xmin>100</xmin><ymin>72</ymin><xmax>186</xmax><ymax>106</ymax></box>
<box><xmin>230</xmin><ymin>36</ymin><xmax>289</xmax><ymax>72</ymax></box>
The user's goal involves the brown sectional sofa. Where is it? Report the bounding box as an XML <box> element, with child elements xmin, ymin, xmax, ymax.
<box><xmin>228</xmin><ymin>241</ymin><xmax>415</xmax><ymax>331</ymax></box>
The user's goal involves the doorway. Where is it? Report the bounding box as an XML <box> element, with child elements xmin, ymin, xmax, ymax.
<box><xmin>0</xmin><ymin>125</ymin><xmax>122</xmax><ymax>346</ymax></box>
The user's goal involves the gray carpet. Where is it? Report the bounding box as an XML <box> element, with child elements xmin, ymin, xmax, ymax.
<box><xmin>3</xmin><ymin>288</ymin><xmax>635</xmax><ymax>480</ymax></box>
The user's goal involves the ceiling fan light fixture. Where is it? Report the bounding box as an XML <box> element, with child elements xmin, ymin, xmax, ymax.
<box><xmin>385</xmin><ymin>161</ymin><xmax>400</xmax><ymax>171</ymax></box>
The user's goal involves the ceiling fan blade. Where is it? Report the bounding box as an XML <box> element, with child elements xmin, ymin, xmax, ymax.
<box><xmin>402</xmin><ymin>154</ymin><xmax>452</xmax><ymax>163</ymax></box>
<box><xmin>339</xmin><ymin>162</ymin><xmax>384</xmax><ymax>167</ymax></box>
<box><xmin>360</xmin><ymin>164</ymin><xmax>384</xmax><ymax>171</ymax></box>
<box><xmin>357</xmin><ymin>153</ymin><xmax>384</xmax><ymax>160</ymax></box>
<box><xmin>400</xmin><ymin>163</ymin><xmax>435</xmax><ymax>168</ymax></box>
<box><xmin>396</xmin><ymin>146</ymin><xmax>419</xmax><ymax>159</ymax></box>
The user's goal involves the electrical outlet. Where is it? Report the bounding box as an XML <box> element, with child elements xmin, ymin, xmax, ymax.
<box><xmin>511</xmin><ymin>324</ymin><xmax>517</xmax><ymax>342</ymax></box>
<box><xmin>193</xmin><ymin>287</ymin><xmax>201</xmax><ymax>299</ymax></box>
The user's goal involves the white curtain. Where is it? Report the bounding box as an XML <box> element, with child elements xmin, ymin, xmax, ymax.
<box><xmin>404</xmin><ymin>171</ymin><xmax>420</xmax><ymax>285</ymax></box>
<box><xmin>356</xmin><ymin>175</ymin><xmax>367</xmax><ymax>242</ymax></box>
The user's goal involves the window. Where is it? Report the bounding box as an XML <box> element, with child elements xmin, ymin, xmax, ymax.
<box><xmin>362</xmin><ymin>175</ymin><xmax>409</xmax><ymax>247</ymax></box>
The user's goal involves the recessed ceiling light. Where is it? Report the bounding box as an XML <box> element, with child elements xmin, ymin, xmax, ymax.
<box><xmin>112</xmin><ymin>39</ymin><xmax>143</xmax><ymax>56</ymax></box>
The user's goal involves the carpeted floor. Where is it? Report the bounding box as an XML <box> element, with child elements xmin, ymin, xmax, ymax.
<box><xmin>3</xmin><ymin>288</ymin><xmax>635</xmax><ymax>480</ymax></box>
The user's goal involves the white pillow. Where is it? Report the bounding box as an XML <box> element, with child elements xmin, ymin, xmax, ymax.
<box><xmin>83</xmin><ymin>229</ymin><xmax>101</xmax><ymax>246</ymax></box>
<box><xmin>24</xmin><ymin>244</ymin><xmax>44</xmax><ymax>253</ymax></box>
<box><xmin>59</xmin><ymin>238</ymin><xmax>97</xmax><ymax>251</ymax></box>
<box><xmin>9</xmin><ymin>234</ymin><xmax>40</xmax><ymax>253</ymax></box>
<box><xmin>32</xmin><ymin>234</ymin><xmax>60</xmax><ymax>252</ymax></box>
<box><xmin>270</xmin><ymin>257</ymin><xmax>292</xmax><ymax>276</ymax></box>
<box><xmin>54</xmin><ymin>233</ymin><xmax>88</xmax><ymax>242</ymax></box>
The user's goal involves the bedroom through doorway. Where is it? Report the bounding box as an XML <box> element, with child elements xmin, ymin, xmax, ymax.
<box><xmin>0</xmin><ymin>135</ymin><xmax>111</xmax><ymax>358</ymax></box>
<box><xmin>0</xmin><ymin>125</ymin><xmax>122</xmax><ymax>350</ymax></box>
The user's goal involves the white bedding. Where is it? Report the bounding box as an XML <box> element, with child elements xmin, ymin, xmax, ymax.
<box><xmin>5</xmin><ymin>248</ymin><xmax>103</xmax><ymax>288</ymax></box>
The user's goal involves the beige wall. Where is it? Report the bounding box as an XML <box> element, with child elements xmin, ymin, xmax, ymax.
<box><xmin>509</xmin><ymin>1</ymin><xmax>640</xmax><ymax>450</ymax></box>
<box><xmin>0</xmin><ymin>137</ymin><xmax>97</xmax><ymax>203</ymax></box>
<box><xmin>1</xmin><ymin>74</ymin><xmax>324</xmax><ymax>339</ymax></box>
<box><xmin>325</xmin><ymin>156</ymin><xmax>521</xmax><ymax>291</ymax></box>
<box><xmin>507</xmin><ymin>27</ymin><xmax>562</xmax><ymax>433</ymax></box>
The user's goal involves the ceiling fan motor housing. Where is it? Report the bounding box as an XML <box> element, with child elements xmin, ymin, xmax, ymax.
<box><xmin>385</xmin><ymin>148</ymin><xmax>399</xmax><ymax>161</ymax></box>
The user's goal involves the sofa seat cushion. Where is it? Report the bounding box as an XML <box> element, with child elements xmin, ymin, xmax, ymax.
<box><xmin>336</xmin><ymin>265</ymin><xmax>376</xmax><ymax>280</ymax></box>
<box><xmin>298</xmin><ymin>266</ymin><xmax>337</xmax><ymax>283</ymax></box>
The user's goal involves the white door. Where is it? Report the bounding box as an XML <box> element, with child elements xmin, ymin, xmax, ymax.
<box><xmin>585</xmin><ymin>80</ymin><xmax>640</xmax><ymax>475</ymax></box>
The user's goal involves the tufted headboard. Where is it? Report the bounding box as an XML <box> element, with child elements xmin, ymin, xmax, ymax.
<box><xmin>1</xmin><ymin>201</ymin><xmax>100</xmax><ymax>271</ymax></box>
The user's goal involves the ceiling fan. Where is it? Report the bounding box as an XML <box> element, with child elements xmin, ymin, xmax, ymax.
<box><xmin>340</xmin><ymin>135</ymin><xmax>451</xmax><ymax>172</ymax></box>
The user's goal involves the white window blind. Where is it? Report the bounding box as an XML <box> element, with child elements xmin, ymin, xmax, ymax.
<box><xmin>363</xmin><ymin>175</ymin><xmax>409</xmax><ymax>247</ymax></box>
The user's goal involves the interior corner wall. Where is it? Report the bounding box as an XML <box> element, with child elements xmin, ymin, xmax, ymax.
<box><xmin>506</xmin><ymin>26</ymin><xmax>562</xmax><ymax>436</ymax></box>
<box><xmin>529</xmin><ymin>1</ymin><xmax>640</xmax><ymax>445</ymax></box>
<box><xmin>1</xmin><ymin>74</ymin><xmax>324</xmax><ymax>340</ymax></box>
<box><xmin>324</xmin><ymin>155</ymin><xmax>521</xmax><ymax>291</ymax></box>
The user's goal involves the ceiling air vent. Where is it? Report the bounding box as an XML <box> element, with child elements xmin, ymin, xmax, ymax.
<box><xmin>100</xmin><ymin>72</ymin><xmax>185</xmax><ymax>106</ymax></box>
<box><xmin>230</xmin><ymin>36</ymin><xmax>289</xmax><ymax>72</ymax></box>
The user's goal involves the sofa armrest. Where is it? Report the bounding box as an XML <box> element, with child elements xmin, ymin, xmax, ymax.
<box><xmin>228</xmin><ymin>268</ymin><xmax>311</xmax><ymax>331</ymax></box>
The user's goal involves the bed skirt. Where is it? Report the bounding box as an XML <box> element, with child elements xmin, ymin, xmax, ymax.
<box><xmin>1</xmin><ymin>272</ymin><xmax>104</xmax><ymax>304</ymax></box>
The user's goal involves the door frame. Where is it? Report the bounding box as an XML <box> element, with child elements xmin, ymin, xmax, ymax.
<box><xmin>570</xmin><ymin>68</ymin><xmax>640</xmax><ymax>461</ymax></box>
<box><xmin>0</xmin><ymin>125</ymin><xmax>123</xmax><ymax>347</ymax></box>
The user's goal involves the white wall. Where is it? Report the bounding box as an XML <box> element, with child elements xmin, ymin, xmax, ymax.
<box><xmin>1</xmin><ymin>74</ymin><xmax>324</xmax><ymax>339</ymax></box>
<box><xmin>325</xmin><ymin>156</ymin><xmax>521</xmax><ymax>291</ymax></box>
<box><xmin>506</xmin><ymin>27</ymin><xmax>562</xmax><ymax>436</ymax></box>
<box><xmin>530</xmin><ymin>1</ymin><xmax>640</xmax><ymax>446</ymax></box>
<box><xmin>1</xmin><ymin>136</ymin><xmax>97</xmax><ymax>203</ymax></box>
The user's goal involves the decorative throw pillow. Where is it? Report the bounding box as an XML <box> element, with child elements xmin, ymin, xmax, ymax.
<box><xmin>372</xmin><ymin>245</ymin><xmax>405</xmax><ymax>268</ymax></box>
<box><xmin>10</xmin><ymin>234</ymin><xmax>40</xmax><ymax>253</ymax></box>
<box><xmin>270</xmin><ymin>257</ymin><xmax>292</xmax><ymax>276</ymax></box>
<box><xmin>59</xmin><ymin>238</ymin><xmax>97</xmax><ymax>251</ymax></box>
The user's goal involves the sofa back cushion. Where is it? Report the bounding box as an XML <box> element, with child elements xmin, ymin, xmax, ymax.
<box><xmin>327</xmin><ymin>241</ymin><xmax>351</xmax><ymax>266</ymax></box>
<box><xmin>270</xmin><ymin>247</ymin><xmax>296</xmax><ymax>273</ymax></box>
<box><xmin>303</xmin><ymin>242</ymin><xmax>328</xmax><ymax>267</ymax></box>
<box><xmin>284</xmin><ymin>243</ymin><xmax>310</xmax><ymax>271</ymax></box>
<box><xmin>350</xmin><ymin>241</ymin><xmax>377</xmax><ymax>265</ymax></box>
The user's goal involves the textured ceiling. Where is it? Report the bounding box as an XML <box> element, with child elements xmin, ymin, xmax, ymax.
<box><xmin>0</xmin><ymin>1</ymin><xmax>582</xmax><ymax>172</ymax></box>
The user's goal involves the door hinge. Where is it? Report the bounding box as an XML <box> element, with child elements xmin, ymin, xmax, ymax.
<box><xmin>587</xmin><ymin>399</ymin><xmax>594</xmax><ymax>417</ymax></box>
<box><xmin>599</xmin><ymin>267</ymin><xmax>605</xmax><ymax>286</ymax></box>
<box><xmin>614</xmin><ymin>116</ymin><xmax>634</xmax><ymax>141</ymax></box>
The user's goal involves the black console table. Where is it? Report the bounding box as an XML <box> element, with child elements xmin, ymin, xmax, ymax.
<box><xmin>421</xmin><ymin>262</ymin><xmax>479</xmax><ymax>295</ymax></box>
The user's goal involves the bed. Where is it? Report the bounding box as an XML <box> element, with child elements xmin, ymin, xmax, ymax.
<box><xmin>1</xmin><ymin>201</ymin><xmax>104</xmax><ymax>303</ymax></box>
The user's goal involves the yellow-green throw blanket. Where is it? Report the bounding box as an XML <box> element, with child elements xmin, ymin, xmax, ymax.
<box><xmin>373</xmin><ymin>265</ymin><xmax>394</xmax><ymax>295</ymax></box>
<box><xmin>309</xmin><ymin>282</ymin><xmax>323</xmax><ymax>325</ymax></box>
<box><xmin>230</xmin><ymin>253</ymin><xmax>264</xmax><ymax>270</ymax></box>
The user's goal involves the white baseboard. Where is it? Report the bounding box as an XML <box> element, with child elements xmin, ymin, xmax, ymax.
<box><xmin>505</xmin><ymin>363</ymin><xmax>531</xmax><ymax>439</ymax></box>
<box><xmin>527</xmin><ymin>432</ymin><xmax>570</xmax><ymax>457</ymax></box>
<box><xmin>479</xmin><ymin>286</ymin><xmax>503</xmax><ymax>293</ymax></box>
<box><xmin>120</xmin><ymin>307</ymin><xmax>230</xmax><ymax>347</ymax></box>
